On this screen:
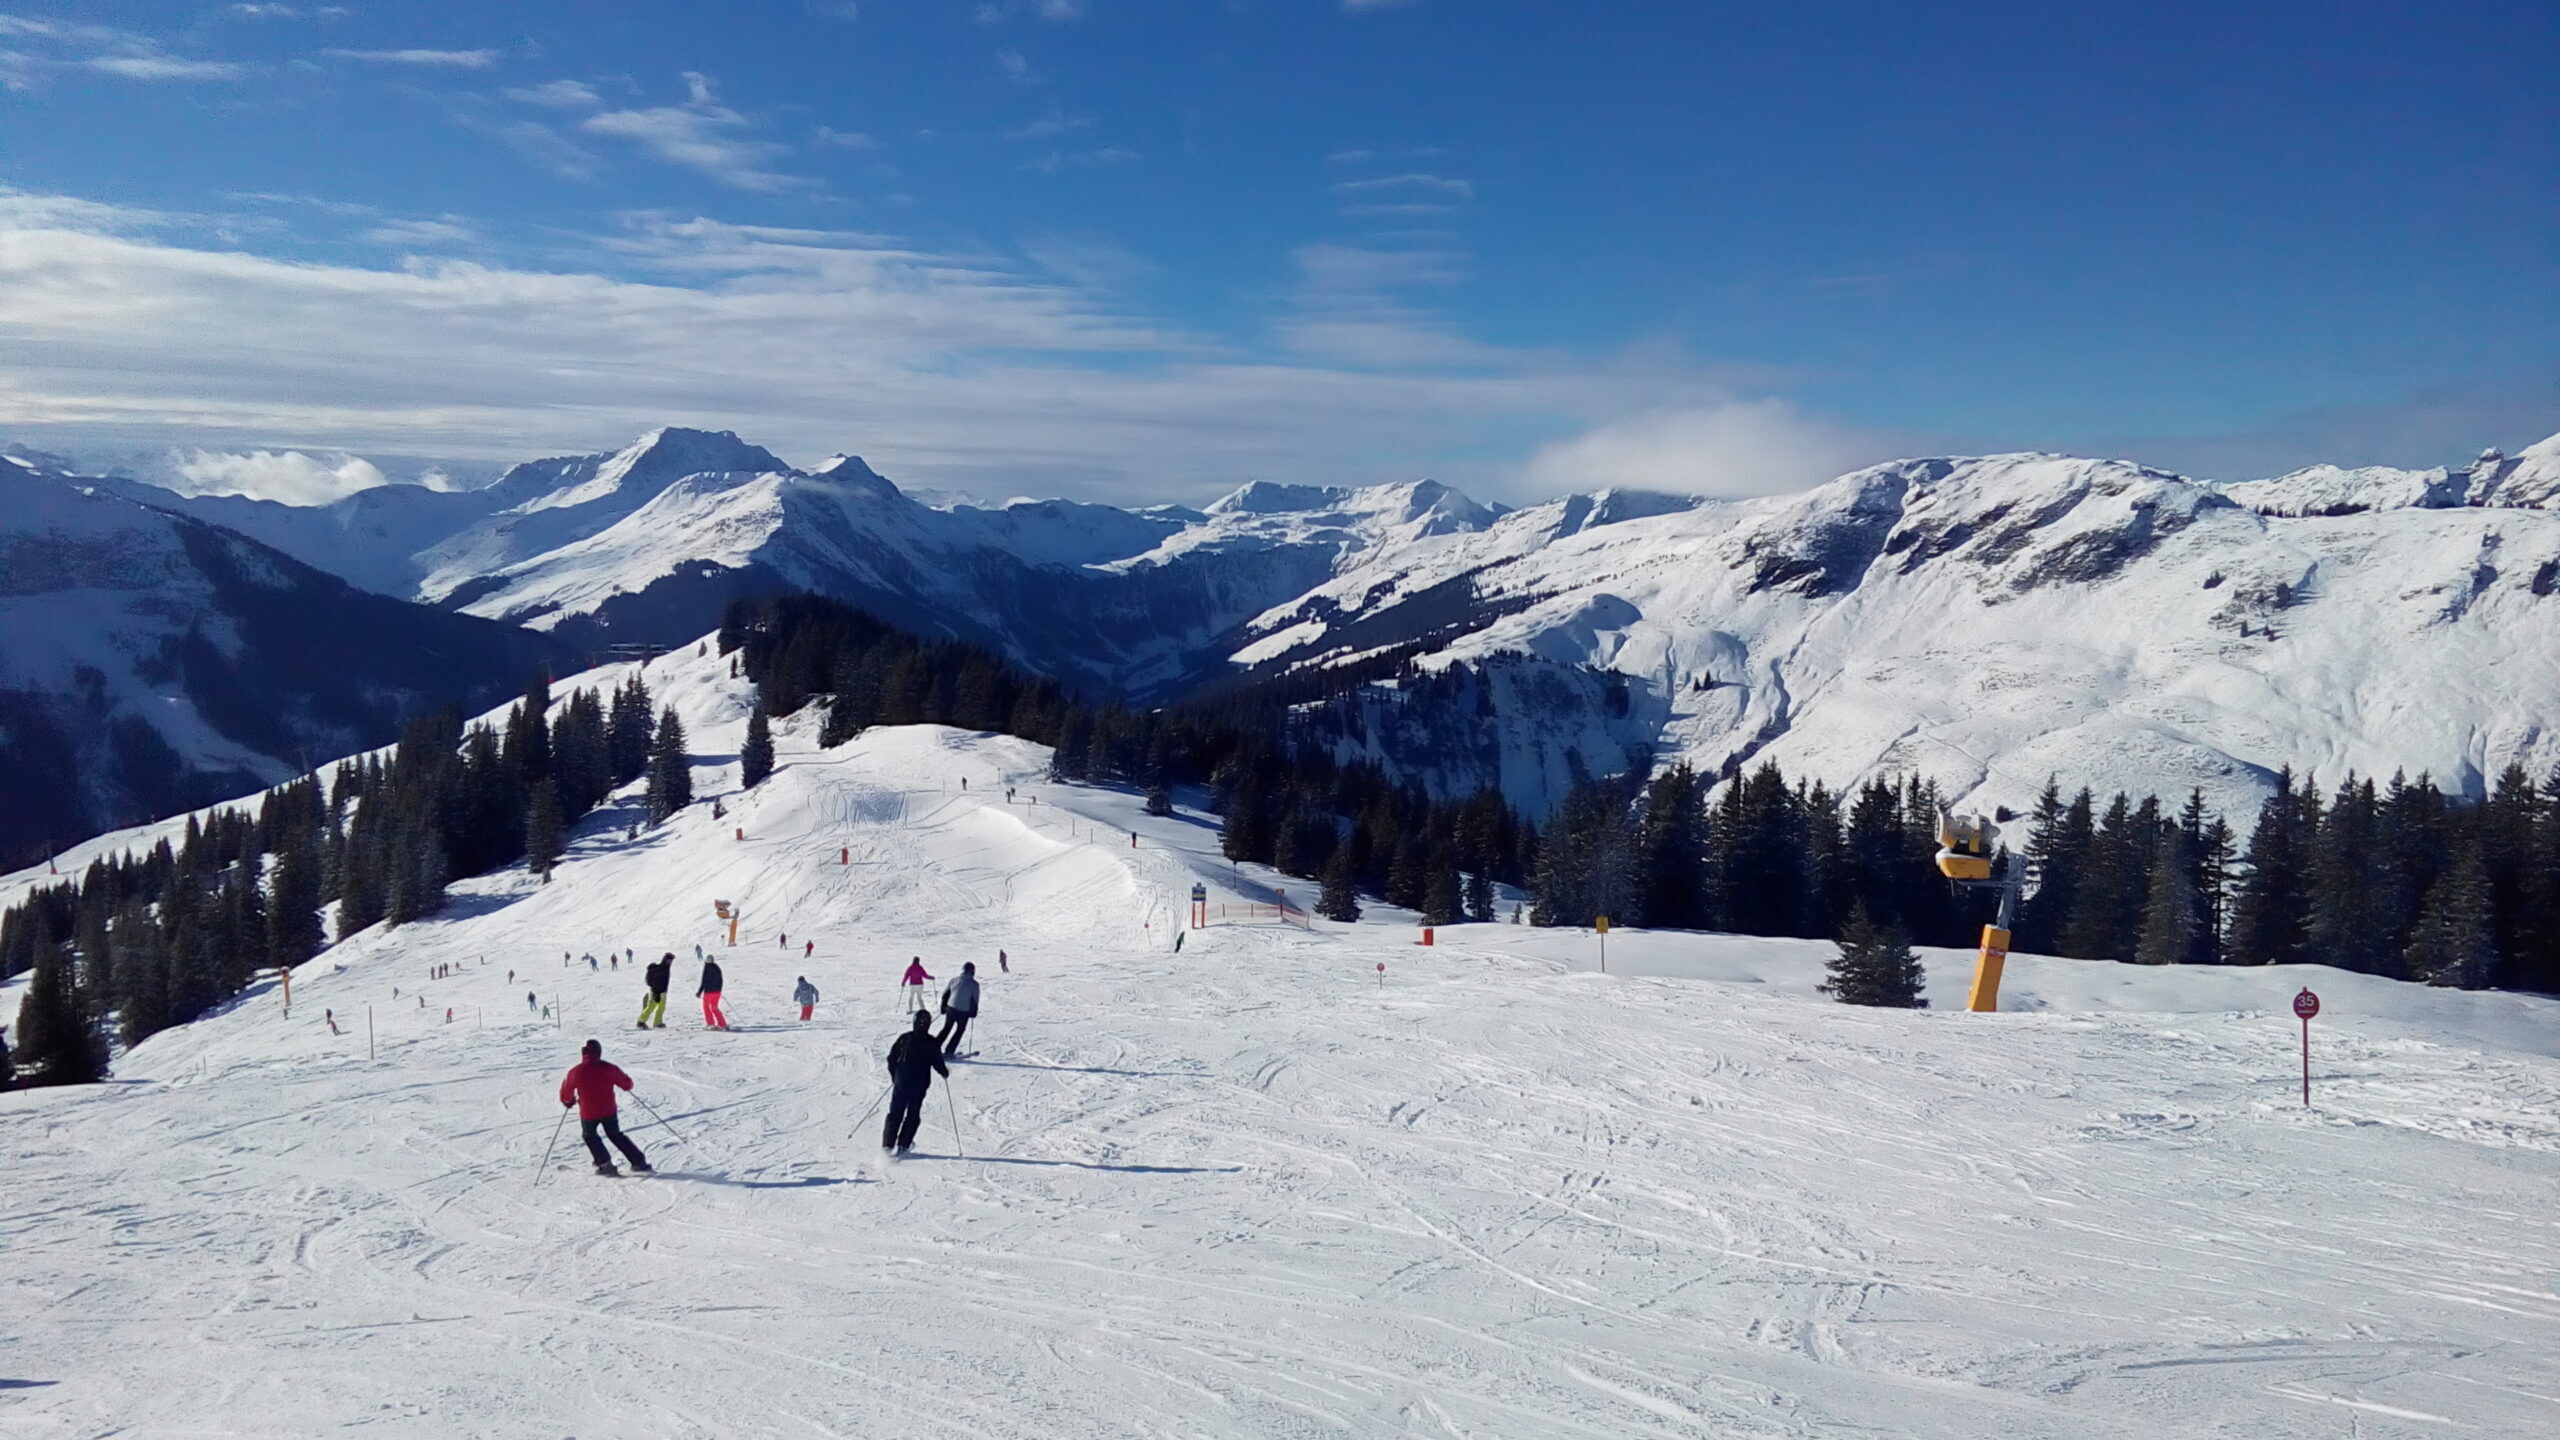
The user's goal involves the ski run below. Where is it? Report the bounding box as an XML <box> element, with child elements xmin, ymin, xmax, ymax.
<box><xmin>4</xmin><ymin>642</ymin><xmax>2559</xmax><ymax>1439</ymax></box>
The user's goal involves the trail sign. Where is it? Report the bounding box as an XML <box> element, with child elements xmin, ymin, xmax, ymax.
<box><xmin>2293</xmin><ymin>988</ymin><xmax>2320</xmax><ymax>1105</ymax></box>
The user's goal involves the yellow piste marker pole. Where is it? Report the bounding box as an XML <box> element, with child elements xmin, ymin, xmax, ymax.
<box><xmin>1966</xmin><ymin>925</ymin><xmax>2008</xmax><ymax>1012</ymax></box>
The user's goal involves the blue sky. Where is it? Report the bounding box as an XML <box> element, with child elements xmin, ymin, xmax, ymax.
<box><xmin>1</xmin><ymin>1</ymin><xmax>2551</xmax><ymax>504</ymax></box>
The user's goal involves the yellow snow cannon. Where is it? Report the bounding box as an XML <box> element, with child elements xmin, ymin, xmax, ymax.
<box><xmin>1934</xmin><ymin>810</ymin><xmax>1998</xmax><ymax>882</ymax></box>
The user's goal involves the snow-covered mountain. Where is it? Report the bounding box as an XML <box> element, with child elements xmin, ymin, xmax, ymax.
<box><xmin>44</xmin><ymin>425</ymin><xmax>2560</xmax><ymax>820</ymax></box>
<box><xmin>1242</xmin><ymin>442</ymin><xmax>2560</xmax><ymax>815</ymax></box>
<box><xmin>0</xmin><ymin>455</ymin><xmax>571</xmax><ymax>864</ymax></box>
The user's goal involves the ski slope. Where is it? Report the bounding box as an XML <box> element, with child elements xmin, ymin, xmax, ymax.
<box><xmin>4</xmin><ymin>645</ymin><xmax>2559</xmax><ymax>1439</ymax></box>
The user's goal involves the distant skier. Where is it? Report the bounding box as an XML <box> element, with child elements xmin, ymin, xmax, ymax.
<box><xmin>527</xmin><ymin>991</ymin><xmax>538</xmax><ymax>1012</ymax></box>
<box><xmin>558</xmin><ymin>1038</ymin><xmax>651</xmax><ymax>1177</ymax></box>
<box><xmin>638</xmin><ymin>953</ymin><xmax>672</xmax><ymax>1029</ymax></box>
<box><xmin>881</xmin><ymin>1010</ymin><xmax>948</xmax><ymax>1154</ymax></box>
<box><xmin>938</xmin><ymin>962</ymin><xmax>980</xmax><ymax>1057</ymax></box>
<box><xmin>586</xmin><ymin>954</ymin><xmax>598</xmax><ymax>972</ymax></box>
<box><xmin>794</xmin><ymin>976</ymin><xmax>819</xmax><ymax>1021</ymax></box>
<box><xmin>998</xmin><ymin>948</ymin><xmax>1007</xmax><ymax>974</ymax></box>
<box><xmin>804</xmin><ymin>939</ymin><xmax>815</xmax><ymax>959</ymax></box>
<box><xmin>0</xmin><ymin>1026</ymin><xmax>13</xmax><ymax>1089</ymax></box>
<box><xmin>697</xmin><ymin>956</ymin><xmax>729</xmax><ymax>1029</ymax></box>
<box><xmin>900</xmin><ymin>956</ymin><xmax>933</xmax><ymax>1011</ymax></box>
<box><xmin>779</xmin><ymin>932</ymin><xmax>788</xmax><ymax>948</ymax></box>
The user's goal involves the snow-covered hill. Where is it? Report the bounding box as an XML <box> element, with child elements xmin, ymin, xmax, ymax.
<box><xmin>38</xmin><ymin>426</ymin><xmax>2560</xmax><ymax>821</ymax></box>
<box><xmin>3</xmin><ymin>639</ymin><xmax>2555</xmax><ymax>1438</ymax></box>
<box><xmin>0</xmin><ymin>456</ymin><xmax>573</xmax><ymax>866</ymax></box>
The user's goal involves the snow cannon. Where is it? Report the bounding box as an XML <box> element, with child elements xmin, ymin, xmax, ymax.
<box><xmin>1934</xmin><ymin>810</ymin><xmax>1999</xmax><ymax>882</ymax></box>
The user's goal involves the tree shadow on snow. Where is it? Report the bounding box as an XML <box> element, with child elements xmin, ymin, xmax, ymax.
<box><xmin>961</xmin><ymin>1060</ymin><xmax>1195</xmax><ymax>1080</ymax></box>
<box><xmin>652</xmin><ymin>1172</ymin><xmax>860</xmax><ymax>1189</ymax></box>
<box><xmin>910</xmin><ymin>1155</ymin><xmax>1238</xmax><ymax>1175</ymax></box>
<box><xmin>0</xmin><ymin>1381</ymin><xmax>59</xmax><ymax>1390</ymax></box>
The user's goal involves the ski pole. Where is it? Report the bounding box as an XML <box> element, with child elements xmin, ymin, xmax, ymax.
<box><xmin>851</xmin><ymin>1081</ymin><xmax>890</xmax><ymax>1139</ymax></box>
<box><xmin>944</xmin><ymin>1081</ymin><xmax>965</xmax><ymax>1160</ymax></box>
<box><xmin>632</xmin><ymin>1093</ymin><xmax>692</xmax><ymax>1147</ymax></box>
<box><xmin>534</xmin><ymin>1105</ymin><xmax>571</xmax><ymax>1186</ymax></box>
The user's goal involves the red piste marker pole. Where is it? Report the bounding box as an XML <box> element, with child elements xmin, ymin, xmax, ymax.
<box><xmin>2293</xmin><ymin>987</ymin><xmax>2320</xmax><ymax>1106</ymax></box>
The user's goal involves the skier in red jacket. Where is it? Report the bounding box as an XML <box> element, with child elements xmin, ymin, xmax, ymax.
<box><xmin>558</xmin><ymin>1039</ymin><xmax>652</xmax><ymax>1176</ymax></box>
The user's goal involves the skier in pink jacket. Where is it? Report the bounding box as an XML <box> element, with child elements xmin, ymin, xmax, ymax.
<box><xmin>899</xmin><ymin>957</ymin><xmax>933</xmax><ymax>1012</ymax></box>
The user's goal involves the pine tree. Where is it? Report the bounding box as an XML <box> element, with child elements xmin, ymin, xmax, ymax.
<box><xmin>2406</xmin><ymin>849</ymin><xmax>2496</xmax><ymax>989</ymax></box>
<box><xmin>1317</xmin><ymin>845</ymin><xmax>1363</xmax><ymax>923</ymax></box>
<box><xmin>1632</xmin><ymin>764</ymin><xmax>1711</xmax><ymax>928</ymax></box>
<box><xmin>740</xmin><ymin>701</ymin><xmax>775</xmax><ymax>789</ymax></box>
<box><xmin>645</xmin><ymin>708</ymin><xmax>693</xmax><ymax>824</ymax></box>
<box><xmin>15</xmin><ymin>919</ymin><xmax>106</xmax><ymax>1085</ymax></box>
<box><xmin>525</xmin><ymin>786</ymin><xmax>564</xmax><ymax>883</ymax></box>
<box><xmin>1422</xmin><ymin>862</ymin><xmax>1462</xmax><ymax>927</ymax></box>
<box><xmin>1463</xmin><ymin>868</ymin><xmax>1494</xmax><ymax>924</ymax></box>
<box><xmin>2133</xmin><ymin>830</ymin><xmax>2200</xmax><ymax>966</ymax></box>
<box><xmin>1144</xmin><ymin>779</ymin><xmax>1174</xmax><ymax>817</ymax></box>
<box><xmin>1822</xmin><ymin>903</ymin><xmax>1927</xmax><ymax>1008</ymax></box>
<box><xmin>2227</xmin><ymin>774</ymin><xmax>2312</xmax><ymax>966</ymax></box>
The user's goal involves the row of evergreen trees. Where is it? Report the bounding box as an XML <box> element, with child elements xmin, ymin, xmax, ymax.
<box><xmin>0</xmin><ymin>669</ymin><xmax>699</xmax><ymax>1086</ymax></box>
<box><xmin>1529</xmin><ymin>759</ymin><xmax>2560</xmax><ymax>993</ymax></box>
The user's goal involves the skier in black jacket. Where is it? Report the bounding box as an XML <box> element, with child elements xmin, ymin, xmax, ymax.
<box><xmin>638</xmin><ymin>953</ymin><xmax>672</xmax><ymax>1029</ymax></box>
<box><xmin>881</xmin><ymin>1009</ymin><xmax>948</xmax><ymax>1153</ymax></box>
<box><xmin>697</xmin><ymin>957</ymin><xmax>729</xmax><ymax>1029</ymax></box>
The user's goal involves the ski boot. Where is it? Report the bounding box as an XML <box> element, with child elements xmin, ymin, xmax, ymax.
<box><xmin>594</xmin><ymin>1161</ymin><xmax>622</xmax><ymax>1177</ymax></box>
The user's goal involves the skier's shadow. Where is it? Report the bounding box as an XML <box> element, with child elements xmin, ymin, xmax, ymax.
<box><xmin>910</xmin><ymin>1155</ymin><xmax>1238</xmax><ymax>1175</ymax></box>
<box><xmin>0</xmin><ymin>1381</ymin><xmax>58</xmax><ymax>1390</ymax></box>
<box><xmin>652</xmin><ymin>1172</ymin><xmax>862</xmax><ymax>1189</ymax></box>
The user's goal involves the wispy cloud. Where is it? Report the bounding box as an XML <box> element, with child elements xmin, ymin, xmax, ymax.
<box><xmin>82</xmin><ymin>54</ymin><xmax>252</xmax><ymax>81</ymax></box>
<box><xmin>1024</xmin><ymin>146</ymin><xmax>1136</xmax><ymax>173</ymax></box>
<box><xmin>1330</xmin><ymin>173</ymin><xmax>1473</xmax><ymax>203</ymax></box>
<box><xmin>0</xmin><ymin>185</ymin><xmax>1838</xmax><ymax>505</ymax></box>
<box><xmin>1341</xmin><ymin>0</ymin><xmax>1429</xmax><ymax>12</ymax></box>
<box><xmin>1005</xmin><ymin>114</ymin><xmax>1091</xmax><ymax>141</ymax></box>
<box><xmin>503</xmin><ymin>78</ymin><xmax>603</xmax><ymax>109</ymax></box>
<box><xmin>462</xmin><ymin>114</ymin><xmax>605</xmax><ymax>182</ymax></box>
<box><xmin>995</xmin><ymin>48</ymin><xmax>1031</xmax><ymax>81</ymax></box>
<box><xmin>325</xmin><ymin>47</ymin><xmax>501</xmax><ymax>68</ymax></box>
<box><xmin>576</xmin><ymin>73</ymin><xmax>814</xmax><ymax>192</ymax></box>
<box><xmin>361</xmin><ymin>217</ymin><xmax>477</xmax><ymax>247</ymax></box>
<box><xmin>974</xmin><ymin>0</ymin><xmax>1086</xmax><ymax>23</ymax></box>
<box><xmin>224</xmin><ymin>4</ymin><xmax>304</xmax><ymax>19</ymax></box>
<box><xmin>1518</xmin><ymin>401</ymin><xmax>1901</xmax><ymax>499</ymax></box>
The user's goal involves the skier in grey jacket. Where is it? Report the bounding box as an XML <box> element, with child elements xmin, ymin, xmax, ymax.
<box><xmin>794</xmin><ymin>975</ymin><xmax>819</xmax><ymax>1021</ymax></box>
<box><xmin>937</xmin><ymin>963</ymin><xmax>980</xmax><ymax>1057</ymax></box>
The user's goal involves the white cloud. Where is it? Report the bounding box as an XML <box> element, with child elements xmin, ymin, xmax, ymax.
<box><xmin>578</xmin><ymin>73</ymin><xmax>812</xmax><ymax>192</ymax></box>
<box><xmin>1023</xmin><ymin>145</ymin><xmax>1136</xmax><ymax>173</ymax></box>
<box><xmin>325</xmin><ymin>47</ymin><xmax>501</xmax><ymax>68</ymax></box>
<box><xmin>1330</xmin><ymin>173</ymin><xmax>1473</xmax><ymax>203</ymax></box>
<box><xmin>995</xmin><ymin>47</ymin><xmax>1030</xmax><ymax>81</ymax></box>
<box><xmin>82</xmin><ymin>54</ymin><xmax>251</xmax><ymax>81</ymax></box>
<box><xmin>1516</xmin><ymin>401</ymin><xmax>1896</xmax><ymax>499</ymax></box>
<box><xmin>813</xmin><ymin>125</ymin><xmax>879</xmax><ymax>150</ymax></box>
<box><xmin>0</xmin><ymin>186</ymin><xmax>1866</xmax><ymax>506</ymax></box>
<box><xmin>226</xmin><ymin>5</ymin><xmax>302</xmax><ymax>19</ymax></box>
<box><xmin>163</xmin><ymin>447</ymin><xmax>391</xmax><ymax>503</ymax></box>
<box><xmin>504</xmin><ymin>78</ymin><xmax>603</xmax><ymax>109</ymax></box>
<box><xmin>362</xmin><ymin>217</ymin><xmax>477</xmax><ymax>246</ymax></box>
<box><xmin>463</xmin><ymin>116</ymin><xmax>604</xmax><ymax>181</ymax></box>
<box><xmin>1004</xmin><ymin>114</ymin><xmax>1090</xmax><ymax>141</ymax></box>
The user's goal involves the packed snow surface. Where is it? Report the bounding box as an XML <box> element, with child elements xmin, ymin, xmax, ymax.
<box><xmin>4</xmin><ymin>644</ymin><xmax>2558</xmax><ymax>1438</ymax></box>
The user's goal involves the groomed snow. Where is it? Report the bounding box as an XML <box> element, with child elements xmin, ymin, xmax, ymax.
<box><xmin>3</xmin><ymin>642</ymin><xmax>2557</xmax><ymax>1438</ymax></box>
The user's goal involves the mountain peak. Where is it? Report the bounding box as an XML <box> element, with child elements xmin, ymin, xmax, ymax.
<box><xmin>1205</xmin><ymin>479</ymin><xmax>1346</xmax><ymax>516</ymax></box>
